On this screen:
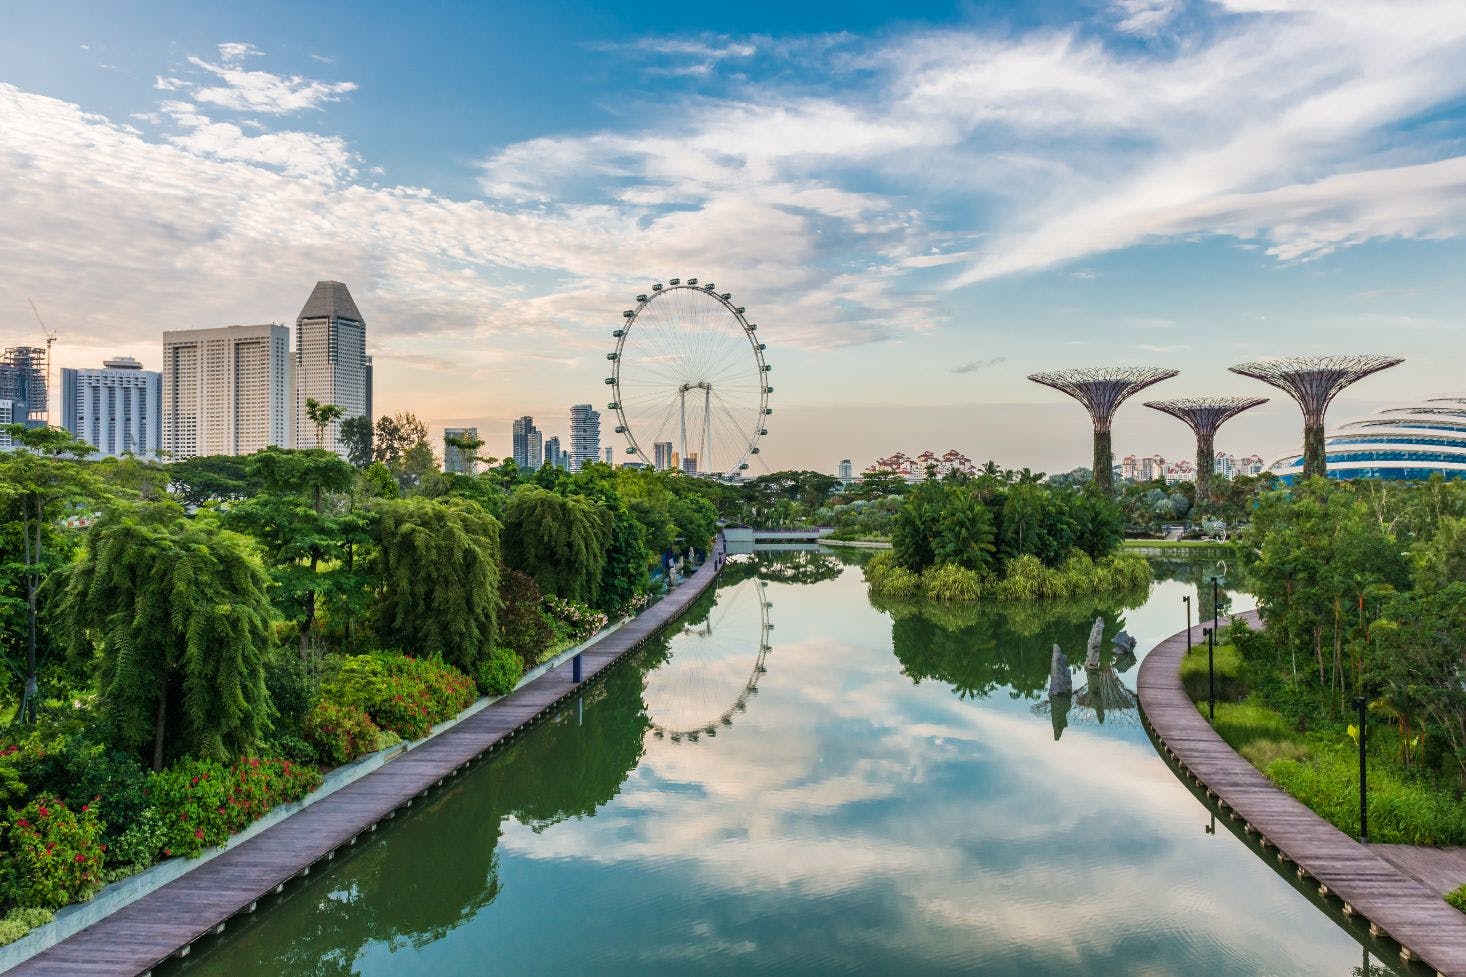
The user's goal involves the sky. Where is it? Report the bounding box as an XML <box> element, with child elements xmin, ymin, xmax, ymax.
<box><xmin>2</xmin><ymin>0</ymin><xmax>1465</xmax><ymax>474</ymax></box>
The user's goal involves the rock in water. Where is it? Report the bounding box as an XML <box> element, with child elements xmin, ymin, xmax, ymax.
<box><xmin>1085</xmin><ymin>616</ymin><xmax>1105</xmax><ymax>669</ymax></box>
<box><xmin>1049</xmin><ymin>644</ymin><xmax>1073</xmax><ymax>696</ymax></box>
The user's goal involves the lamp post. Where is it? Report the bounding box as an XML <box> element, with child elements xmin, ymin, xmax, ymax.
<box><xmin>1205</xmin><ymin>625</ymin><xmax>1215</xmax><ymax>723</ymax></box>
<box><xmin>1183</xmin><ymin>595</ymin><xmax>1192</xmax><ymax>654</ymax></box>
<box><xmin>1353</xmin><ymin>695</ymin><xmax>1369</xmax><ymax>843</ymax></box>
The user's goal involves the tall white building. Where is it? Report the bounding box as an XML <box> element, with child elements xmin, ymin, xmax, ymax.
<box><xmin>295</xmin><ymin>281</ymin><xmax>368</xmax><ymax>456</ymax></box>
<box><xmin>444</xmin><ymin>426</ymin><xmax>479</xmax><ymax>475</ymax></box>
<box><xmin>0</xmin><ymin>400</ymin><xmax>15</xmax><ymax>450</ymax></box>
<box><xmin>838</xmin><ymin>459</ymin><xmax>853</xmax><ymax>482</ymax></box>
<box><xmin>162</xmin><ymin>324</ymin><xmax>293</xmax><ymax>459</ymax></box>
<box><xmin>60</xmin><ymin>356</ymin><xmax>162</xmax><ymax>458</ymax></box>
<box><xmin>653</xmin><ymin>441</ymin><xmax>673</xmax><ymax>471</ymax></box>
<box><xmin>569</xmin><ymin>404</ymin><xmax>600</xmax><ymax>471</ymax></box>
<box><xmin>605</xmin><ymin>445</ymin><xmax>614</xmax><ymax>465</ymax></box>
<box><xmin>512</xmin><ymin>416</ymin><xmax>543</xmax><ymax>469</ymax></box>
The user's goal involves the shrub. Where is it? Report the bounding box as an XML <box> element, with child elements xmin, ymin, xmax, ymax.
<box><xmin>994</xmin><ymin>554</ymin><xmax>1045</xmax><ymax>602</ymax></box>
<box><xmin>146</xmin><ymin>758</ymin><xmax>231</xmax><ymax>858</ymax></box>
<box><xmin>263</xmin><ymin>648</ymin><xmax>315</xmax><ymax>738</ymax></box>
<box><xmin>223</xmin><ymin>757</ymin><xmax>320</xmax><ymax>830</ymax></box>
<box><xmin>1447</xmin><ymin>884</ymin><xmax>1466</xmax><ymax>913</ymax></box>
<box><xmin>323</xmin><ymin>651</ymin><xmax>477</xmax><ymax>740</ymax></box>
<box><xmin>476</xmin><ymin>646</ymin><xmax>524</xmax><ymax>697</ymax></box>
<box><xmin>303</xmin><ymin>702</ymin><xmax>382</xmax><ymax>766</ymax></box>
<box><xmin>499</xmin><ymin>569</ymin><xmax>554</xmax><ymax>667</ymax></box>
<box><xmin>266</xmin><ymin>734</ymin><xmax>318</xmax><ymax>765</ymax></box>
<box><xmin>542</xmin><ymin>596</ymin><xmax>609</xmax><ymax>643</ymax></box>
<box><xmin>0</xmin><ymin>907</ymin><xmax>54</xmax><ymax>947</ymax></box>
<box><xmin>865</xmin><ymin>552</ymin><xmax>921</xmax><ymax>600</ymax></box>
<box><xmin>2</xmin><ymin>797</ymin><xmax>106</xmax><ymax>908</ymax></box>
<box><xmin>110</xmin><ymin>806</ymin><xmax>170</xmax><ymax>868</ymax></box>
<box><xmin>922</xmin><ymin>564</ymin><xmax>984</xmax><ymax>604</ymax></box>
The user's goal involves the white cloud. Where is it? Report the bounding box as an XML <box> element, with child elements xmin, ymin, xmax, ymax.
<box><xmin>186</xmin><ymin>55</ymin><xmax>357</xmax><ymax>114</ymax></box>
<box><xmin>216</xmin><ymin>42</ymin><xmax>265</xmax><ymax>64</ymax></box>
<box><xmin>1113</xmin><ymin>0</ymin><xmax>1183</xmax><ymax>35</ymax></box>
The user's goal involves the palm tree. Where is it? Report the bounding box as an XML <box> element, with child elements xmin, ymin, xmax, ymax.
<box><xmin>305</xmin><ymin>398</ymin><xmax>347</xmax><ymax>449</ymax></box>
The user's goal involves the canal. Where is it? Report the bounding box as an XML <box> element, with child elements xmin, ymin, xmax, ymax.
<box><xmin>174</xmin><ymin>550</ymin><xmax>1404</xmax><ymax>976</ymax></box>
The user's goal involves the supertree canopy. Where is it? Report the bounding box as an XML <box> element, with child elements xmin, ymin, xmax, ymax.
<box><xmin>1145</xmin><ymin>397</ymin><xmax>1268</xmax><ymax>511</ymax></box>
<box><xmin>1229</xmin><ymin>355</ymin><xmax>1402</xmax><ymax>480</ymax></box>
<box><xmin>1028</xmin><ymin>367</ymin><xmax>1178</xmax><ymax>491</ymax></box>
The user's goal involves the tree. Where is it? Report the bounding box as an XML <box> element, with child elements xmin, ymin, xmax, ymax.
<box><xmin>166</xmin><ymin>454</ymin><xmax>261</xmax><ymax>506</ymax></box>
<box><xmin>372</xmin><ymin>412</ymin><xmax>429</xmax><ymax>469</ymax></box>
<box><xmin>396</xmin><ymin>440</ymin><xmax>438</xmax><ymax>491</ymax></box>
<box><xmin>305</xmin><ymin>398</ymin><xmax>347</xmax><ymax>450</ymax></box>
<box><xmin>339</xmin><ymin>415</ymin><xmax>374</xmax><ymax>469</ymax></box>
<box><xmin>501</xmin><ymin>485</ymin><xmax>612</xmax><ymax>604</ymax></box>
<box><xmin>1370</xmin><ymin>585</ymin><xmax>1466</xmax><ymax>784</ymax></box>
<box><xmin>598</xmin><ymin>503</ymin><xmax>650</xmax><ymax>613</ymax></box>
<box><xmin>891</xmin><ymin>479</ymin><xmax>946</xmax><ymax>572</ymax></box>
<box><xmin>934</xmin><ymin>488</ymin><xmax>996</xmax><ymax>572</ymax></box>
<box><xmin>0</xmin><ymin>425</ymin><xmax>102</xmax><ymax>722</ymax></box>
<box><xmin>54</xmin><ymin>504</ymin><xmax>272</xmax><ymax>770</ymax></box>
<box><xmin>371</xmin><ymin>496</ymin><xmax>502</xmax><ymax>674</ymax></box>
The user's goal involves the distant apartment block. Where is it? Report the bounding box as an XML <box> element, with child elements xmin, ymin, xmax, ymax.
<box><xmin>60</xmin><ymin>356</ymin><xmax>162</xmax><ymax>458</ymax></box>
<box><xmin>569</xmin><ymin>404</ymin><xmax>600</xmax><ymax>471</ymax></box>
<box><xmin>653</xmin><ymin>441</ymin><xmax>674</xmax><ymax>471</ymax></box>
<box><xmin>0</xmin><ymin>400</ymin><xmax>15</xmax><ymax>450</ymax></box>
<box><xmin>295</xmin><ymin>281</ymin><xmax>368</xmax><ymax>456</ymax></box>
<box><xmin>0</xmin><ymin>346</ymin><xmax>48</xmax><ymax>426</ymax></box>
<box><xmin>444</xmin><ymin>426</ymin><xmax>479</xmax><ymax>474</ymax></box>
<box><xmin>605</xmin><ymin>445</ymin><xmax>614</xmax><ymax>465</ymax></box>
<box><xmin>1122</xmin><ymin>451</ymin><xmax>1265</xmax><ymax>483</ymax></box>
<box><xmin>680</xmin><ymin>452</ymin><xmax>699</xmax><ymax>475</ymax></box>
<box><xmin>865</xmin><ymin>449</ymin><xmax>976</xmax><ymax>482</ymax></box>
<box><xmin>162</xmin><ymin>323</ymin><xmax>293</xmax><ymax>459</ymax></box>
<box><xmin>512</xmin><ymin>415</ymin><xmax>543</xmax><ymax>469</ymax></box>
<box><xmin>544</xmin><ymin>435</ymin><xmax>563</xmax><ymax>469</ymax></box>
<box><xmin>838</xmin><ymin>459</ymin><xmax>853</xmax><ymax>482</ymax></box>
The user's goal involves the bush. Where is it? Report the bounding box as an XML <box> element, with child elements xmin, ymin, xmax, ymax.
<box><xmin>1447</xmin><ymin>884</ymin><xmax>1466</xmax><ymax>913</ymax></box>
<box><xmin>323</xmin><ymin>651</ymin><xmax>477</xmax><ymax>740</ymax></box>
<box><xmin>110</xmin><ymin>806</ymin><xmax>170</xmax><ymax>868</ymax></box>
<box><xmin>0</xmin><ymin>907</ymin><xmax>54</xmax><ymax>947</ymax></box>
<box><xmin>921</xmin><ymin>564</ymin><xmax>984</xmax><ymax>604</ymax></box>
<box><xmin>865</xmin><ymin>552</ymin><xmax>921</xmax><ymax>600</ymax></box>
<box><xmin>263</xmin><ymin>649</ymin><xmax>315</xmax><ymax>738</ymax></box>
<box><xmin>266</xmin><ymin>734</ymin><xmax>318</xmax><ymax>765</ymax></box>
<box><xmin>499</xmin><ymin>570</ymin><xmax>554</xmax><ymax>667</ymax></box>
<box><xmin>542</xmin><ymin>596</ymin><xmax>609</xmax><ymax>643</ymax></box>
<box><xmin>303</xmin><ymin>701</ymin><xmax>382</xmax><ymax>766</ymax></box>
<box><xmin>476</xmin><ymin>646</ymin><xmax>524</xmax><ymax>697</ymax></box>
<box><xmin>2</xmin><ymin>797</ymin><xmax>107</xmax><ymax>908</ymax></box>
<box><xmin>223</xmin><ymin>757</ymin><xmax>320</xmax><ymax>829</ymax></box>
<box><xmin>147</xmin><ymin>756</ymin><xmax>322</xmax><ymax>860</ymax></box>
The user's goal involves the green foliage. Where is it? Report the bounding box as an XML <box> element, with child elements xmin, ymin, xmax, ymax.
<box><xmin>0</xmin><ymin>906</ymin><xmax>54</xmax><ymax>946</ymax></box>
<box><xmin>498</xmin><ymin>570</ymin><xmax>553</xmax><ymax>667</ymax></box>
<box><xmin>598</xmin><ymin>503</ymin><xmax>651</xmax><ymax>614</ymax></box>
<box><xmin>146</xmin><ymin>756</ymin><xmax>320</xmax><ymax>859</ymax></box>
<box><xmin>475</xmin><ymin>646</ymin><xmax>524</xmax><ymax>697</ymax></box>
<box><xmin>891</xmin><ymin>480</ymin><xmax>945</xmax><ymax>572</ymax></box>
<box><xmin>322</xmin><ymin>651</ymin><xmax>477</xmax><ymax>740</ymax></box>
<box><xmin>303</xmin><ymin>701</ymin><xmax>382</xmax><ymax>766</ymax></box>
<box><xmin>865</xmin><ymin>552</ymin><xmax>921</xmax><ymax>601</ymax></box>
<box><xmin>165</xmin><ymin>454</ymin><xmax>261</xmax><ymax>506</ymax></box>
<box><xmin>921</xmin><ymin>564</ymin><xmax>985</xmax><ymax>604</ymax></box>
<box><xmin>1447</xmin><ymin>884</ymin><xmax>1466</xmax><ymax>913</ymax></box>
<box><xmin>54</xmin><ymin>505</ymin><xmax>274</xmax><ymax>770</ymax></box>
<box><xmin>934</xmin><ymin>490</ymin><xmax>996</xmax><ymax>572</ymax></box>
<box><xmin>1266</xmin><ymin>746</ymin><xmax>1466</xmax><ymax>845</ymax></box>
<box><xmin>110</xmin><ymin>806</ymin><xmax>170</xmax><ymax>868</ymax></box>
<box><xmin>502</xmin><ymin>485</ymin><xmax>613</xmax><ymax>604</ymax></box>
<box><xmin>2</xmin><ymin>796</ymin><xmax>106</xmax><ymax>908</ymax></box>
<box><xmin>1179</xmin><ymin>642</ymin><xmax>1249</xmax><ymax>702</ymax></box>
<box><xmin>371</xmin><ymin>496</ymin><xmax>502</xmax><ymax>675</ymax></box>
<box><xmin>542</xmin><ymin>596</ymin><xmax>609</xmax><ymax>643</ymax></box>
<box><xmin>338</xmin><ymin>415</ymin><xmax>374</xmax><ymax>468</ymax></box>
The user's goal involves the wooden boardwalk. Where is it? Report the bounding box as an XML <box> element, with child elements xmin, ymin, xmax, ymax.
<box><xmin>1137</xmin><ymin>611</ymin><xmax>1466</xmax><ymax>977</ymax></box>
<box><xmin>5</xmin><ymin>540</ymin><xmax>727</xmax><ymax>977</ymax></box>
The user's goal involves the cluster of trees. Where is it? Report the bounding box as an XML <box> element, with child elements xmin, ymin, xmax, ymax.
<box><xmin>1115</xmin><ymin>472</ymin><xmax>1278</xmax><ymax>536</ymax></box>
<box><xmin>1239</xmin><ymin>475</ymin><xmax>1466</xmax><ymax>786</ymax></box>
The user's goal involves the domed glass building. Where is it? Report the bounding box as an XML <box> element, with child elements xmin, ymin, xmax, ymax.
<box><xmin>1270</xmin><ymin>397</ymin><xmax>1466</xmax><ymax>483</ymax></box>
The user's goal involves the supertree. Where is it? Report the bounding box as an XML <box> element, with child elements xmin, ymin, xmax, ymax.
<box><xmin>1229</xmin><ymin>355</ymin><xmax>1402</xmax><ymax>480</ymax></box>
<box><xmin>1144</xmin><ymin>397</ymin><xmax>1268</xmax><ymax>512</ymax></box>
<box><xmin>1028</xmin><ymin>367</ymin><xmax>1179</xmax><ymax>491</ymax></box>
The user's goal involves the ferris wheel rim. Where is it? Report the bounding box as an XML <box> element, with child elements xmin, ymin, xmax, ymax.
<box><xmin>610</xmin><ymin>281</ymin><xmax>770</xmax><ymax>477</ymax></box>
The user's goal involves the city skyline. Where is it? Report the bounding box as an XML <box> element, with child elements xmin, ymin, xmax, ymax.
<box><xmin>2</xmin><ymin>2</ymin><xmax>1466</xmax><ymax>471</ymax></box>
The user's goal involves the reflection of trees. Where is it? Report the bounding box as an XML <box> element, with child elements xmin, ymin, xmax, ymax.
<box><xmin>181</xmin><ymin>644</ymin><xmax>658</xmax><ymax>976</ymax></box>
<box><xmin>885</xmin><ymin>597</ymin><xmax>1140</xmax><ymax>700</ymax></box>
<box><xmin>717</xmin><ymin>549</ymin><xmax>845</xmax><ymax>586</ymax></box>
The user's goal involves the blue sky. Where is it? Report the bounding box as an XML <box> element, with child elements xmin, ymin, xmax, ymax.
<box><xmin>2</xmin><ymin>0</ymin><xmax>1465</xmax><ymax>472</ymax></box>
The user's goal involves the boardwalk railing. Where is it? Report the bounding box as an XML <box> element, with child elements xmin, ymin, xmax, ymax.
<box><xmin>1137</xmin><ymin>612</ymin><xmax>1466</xmax><ymax>977</ymax></box>
<box><xmin>4</xmin><ymin>536</ymin><xmax>728</xmax><ymax>977</ymax></box>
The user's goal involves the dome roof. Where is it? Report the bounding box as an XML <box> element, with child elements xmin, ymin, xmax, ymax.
<box><xmin>1270</xmin><ymin>397</ymin><xmax>1466</xmax><ymax>482</ymax></box>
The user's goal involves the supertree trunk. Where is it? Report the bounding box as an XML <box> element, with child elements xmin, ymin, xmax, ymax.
<box><xmin>1303</xmin><ymin>421</ymin><xmax>1328</xmax><ymax>480</ymax></box>
<box><xmin>1194</xmin><ymin>430</ymin><xmax>1215</xmax><ymax>514</ymax></box>
<box><xmin>1093</xmin><ymin>430</ymin><xmax>1113</xmax><ymax>492</ymax></box>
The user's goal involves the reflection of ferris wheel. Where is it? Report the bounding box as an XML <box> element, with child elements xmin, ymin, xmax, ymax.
<box><xmin>606</xmin><ymin>279</ymin><xmax>772</xmax><ymax>477</ymax></box>
<box><xmin>646</xmin><ymin>576</ymin><xmax>774</xmax><ymax>742</ymax></box>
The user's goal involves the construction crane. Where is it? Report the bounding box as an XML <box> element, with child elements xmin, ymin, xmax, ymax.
<box><xmin>27</xmin><ymin>299</ymin><xmax>57</xmax><ymax>425</ymax></box>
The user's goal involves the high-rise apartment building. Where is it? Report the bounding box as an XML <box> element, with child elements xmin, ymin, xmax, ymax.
<box><xmin>543</xmin><ymin>435</ymin><xmax>562</xmax><ymax>470</ymax></box>
<box><xmin>681</xmin><ymin>452</ymin><xmax>699</xmax><ymax>475</ymax></box>
<box><xmin>653</xmin><ymin>441</ymin><xmax>673</xmax><ymax>471</ymax></box>
<box><xmin>444</xmin><ymin>426</ymin><xmax>479</xmax><ymax>475</ymax></box>
<box><xmin>295</xmin><ymin>281</ymin><xmax>368</xmax><ymax>456</ymax></box>
<box><xmin>60</xmin><ymin>356</ymin><xmax>162</xmax><ymax>458</ymax></box>
<box><xmin>838</xmin><ymin>459</ymin><xmax>853</xmax><ymax>482</ymax></box>
<box><xmin>605</xmin><ymin>445</ymin><xmax>614</xmax><ymax>465</ymax></box>
<box><xmin>0</xmin><ymin>401</ymin><xmax>15</xmax><ymax>450</ymax></box>
<box><xmin>162</xmin><ymin>324</ymin><xmax>293</xmax><ymax>459</ymax></box>
<box><xmin>0</xmin><ymin>347</ymin><xmax>48</xmax><ymax>426</ymax></box>
<box><xmin>512</xmin><ymin>415</ymin><xmax>543</xmax><ymax>469</ymax></box>
<box><xmin>569</xmin><ymin>404</ymin><xmax>600</xmax><ymax>471</ymax></box>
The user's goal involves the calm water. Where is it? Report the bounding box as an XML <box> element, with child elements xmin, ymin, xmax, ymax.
<box><xmin>175</xmin><ymin>551</ymin><xmax>1403</xmax><ymax>977</ymax></box>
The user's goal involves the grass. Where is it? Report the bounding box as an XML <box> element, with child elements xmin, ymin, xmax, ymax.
<box><xmin>1447</xmin><ymin>884</ymin><xmax>1466</xmax><ymax>913</ymax></box>
<box><xmin>1185</xmin><ymin>649</ymin><xmax>1466</xmax><ymax>845</ymax></box>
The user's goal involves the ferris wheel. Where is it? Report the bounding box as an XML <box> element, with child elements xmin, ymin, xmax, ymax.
<box><xmin>644</xmin><ymin>576</ymin><xmax>774</xmax><ymax>743</ymax></box>
<box><xmin>606</xmin><ymin>279</ymin><xmax>772</xmax><ymax>476</ymax></box>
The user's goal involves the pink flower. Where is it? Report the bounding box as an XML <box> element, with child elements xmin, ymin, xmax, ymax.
<box><xmin>194</xmin><ymin>829</ymin><xmax>204</xmax><ymax>840</ymax></box>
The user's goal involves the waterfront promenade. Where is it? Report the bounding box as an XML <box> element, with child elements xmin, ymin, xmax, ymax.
<box><xmin>4</xmin><ymin>539</ymin><xmax>726</xmax><ymax>977</ymax></box>
<box><xmin>1137</xmin><ymin>612</ymin><xmax>1466</xmax><ymax>977</ymax></box>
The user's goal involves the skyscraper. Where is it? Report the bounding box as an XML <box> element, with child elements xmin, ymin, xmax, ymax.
<box><xmin>162</xmin><ymin>324</ymin><xmax>293</xmax><ymax>459</ymax></box>
<box><xmin>569</xmin><ymin>404</ymin><xmax>600</xmax><ymax>471</ymax></box>
<box><xmin>0</xmin><ymin>347</ymin><xmax>47</xmax><ymax>426</ymax></box>
<box><xmin>295</xmin><ymin>281</ymin><xmax>369</xmax><ymax>456</ymax></box>
<box><xmin>444</xmin><ymin>426</ymin><xmax>479</xmax><ymax>475</ymax></box>
<box><xmin>653</xmin><ymin>441</ymin><xmax>673</xmax><ymax>471</ymax></box>
<box><xmin>838</xmin><ymin>459</ymin><xmax>853</xmax><ymax>482</ymax></box>
<box><xmin>60</xmin><ymin>356</ymin><xmax>162</xmax><ymax>458</ymax></box>
<box><xmin>0</xmin><ymin>401</ymin><xmax>15</xmax><ymax>450</ymax></box>
<box><xmin>512</xmin><ymin>415</ymin><xmax>543</xmax><ymax>469</ymax></box>
<box><xmin>681</xmin><ymin>452</ymin><xmax>699</xmax><ymax>475</ymax></box>
<box><xmin>544</xmin><ymin>435</ymin><xmax>562</xmax><ymax>469</ymax></box>
<box><xmin>605</xmin><ymin>445</ymin><xmax>614</xmax><ymax>465</ymax></box>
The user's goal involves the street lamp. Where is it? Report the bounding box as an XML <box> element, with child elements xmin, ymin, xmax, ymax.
<box><xmin>1353</xmin><ymin>695</ymin><xmax>1369</xmax><ymax>843</ymax></box>
<box><xmin>1183</xmin><ymin>595</ymin><xmax>1192</xmax><ymax>654</ymax></box>
<box><xmin>1204</xmin><ymin>626</ymin><xmax>1215</xmax><ymax>722</ymax></box>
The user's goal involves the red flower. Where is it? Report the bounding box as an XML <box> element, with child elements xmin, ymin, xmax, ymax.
<box><xmin>74</xmin><ymin>853</ymin><xmax>87</xmax><ymax>863</ymax></box>
<box><xmin>37</xmin><ymin>806</ymin><xmax>50</xmax><ymax>817</ymax></box>
<box><xmin>194</xmin><ymin>829</ymin><xmax>204</xmax><ymax>840</ymax></box>
<box><xmin>16</xmin><ymin>818</ymin><xmax>30</xmax><ymax>828</ymax></box>
<box><xmin>164</xmin><ymin>848</ymin><xmax>172</xmax><ymax>856</ymax></box>
<box><xmin>81</xmin><ymin>804</ymin><xmax>89</xmax><ymax>812</ymax></box>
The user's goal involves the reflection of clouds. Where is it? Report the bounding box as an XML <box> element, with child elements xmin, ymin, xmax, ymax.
<box><xmin>497</xmin><ymin>567</ymin><xmax>1374</xmax><ymax>975</ymax></box>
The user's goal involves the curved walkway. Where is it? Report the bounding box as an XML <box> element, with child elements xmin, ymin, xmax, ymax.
<box><xmin>5</xmin><ymin>538</ymin><xmax>726</xmax><ymax>977</ymax></box>
<box><xmin>1137</xmin><ymin>612</ymin><xmax>1466</xmax><ymax>977</ymax></box>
